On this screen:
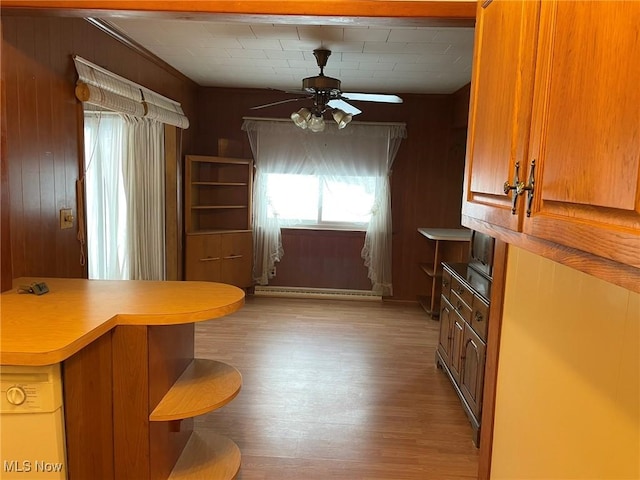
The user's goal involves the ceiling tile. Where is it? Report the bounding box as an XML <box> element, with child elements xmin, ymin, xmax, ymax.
<box><xmin>103</xmin><ymin>18</ymin><xmax>475</xmax><ymax>95</ymax></box>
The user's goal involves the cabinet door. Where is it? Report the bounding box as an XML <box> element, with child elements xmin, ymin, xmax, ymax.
<box><xmin>185</xmin><ymin>234</ymin><xmax>221</xmax><ymax>282</ymax></box>
<box><xmin>524</xmin><ymin>1</ymin><xmax>640</xmax><ymax>267</ymax></box>
<box><xmin>220</xmin><ymin>232</ymin><xmax>252</xmax><ymax>288</ymax></box>
<box><xmin>449</xmin><ymin>314</ymin><xmax>465</xmax><ymax>384</ymax></box>
<box><xmin>438</xmin><ymin>296</ymin><xmax>454</xmax><ymax>361</ymax></box>
<box><xmin>462</xmin><ymin>0</ymin><xmax>540</xmax><ymax>231</ymax></box>
<box><xmin>460</xmin><ymin>323</ymin><xmax>486</xmax><ymax>419</ymax></box>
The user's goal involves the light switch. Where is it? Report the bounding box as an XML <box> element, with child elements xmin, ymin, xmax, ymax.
<box><xmin>60</xmin><ymin>208</ymin><xmax>74</xmax><ymax>229</ymax></box>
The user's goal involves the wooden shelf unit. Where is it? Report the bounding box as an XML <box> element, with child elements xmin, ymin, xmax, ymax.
<box><xmin>185</xmin><ymin>155</ymin><xmax>252</xmax><ymax>234</ymax></box>
<box><xmin>416</xmin><ymin>228</ymin><xmax>471</xmax><ymax>318</ymax></box>
<box><xmin>185</xmin><ymin>155</ymin><xmax>254</xmax><ymax>288</ymax></box>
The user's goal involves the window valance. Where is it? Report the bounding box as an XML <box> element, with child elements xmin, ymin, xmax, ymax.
<box><xmin>73</xmin><ymin>55</ymin><xmax>189</xmax><ymax>129</ymax></box>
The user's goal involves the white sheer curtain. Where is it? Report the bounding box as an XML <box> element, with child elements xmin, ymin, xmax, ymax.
<box><xmin>84</xmin><ymin>112</ymin><xmax>166</xmax><ymax>280</ymax></box>
<box><xmin>242</xmin><ymin>118</ymin><xmax>406</xmax><ymax>295</ymax></box>
<box><xmin>84</xmin><ymin>114</ymin><xmax>128</xmax><ymax>279</ymax></box>
<box><xmin>122</xmin><ymin>116</ymin><xmax>166</xmax><ymax>280</ymax></box>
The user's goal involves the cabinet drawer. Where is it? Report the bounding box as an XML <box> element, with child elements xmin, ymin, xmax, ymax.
<box><xmin>451</xmin><ymin>290</ymin><xmax>472</xmax><ymax>324</ymax></box>
<box><xmin>442</xmin><ymin>269</ymin><xmax>452</xmax><ymax>299</ymax></box>
<box><xmin>471</xmin><ymin>296</ymin><xmax>489</xmax><ymax>342</ymax></box>
<box><xmin>451</xmin><ymin>276</ymin><xmax>473</xmax><ymax>308</ymax></box>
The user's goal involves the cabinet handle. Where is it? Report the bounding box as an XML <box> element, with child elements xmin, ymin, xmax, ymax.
<box><xmin>442</xmin><ymin>279</ymin><xmax>449</xmax><ymax>287</ymax></box>
<box><xmin>199</xmin><ymin>257</ymin><xmax>220</xmax><ymax>262</ymax></box>
<box><xmin>503</xmin><ymin>161</ymin><xmax>524</xmax><ymax>215</ymax></box>
<box><xmin>457</xmin><ymin>301</ymin><xmax>464</xmax><ymax>311</ymax></box>
<box><xmin>474</xmin><ymin>311</ymin><xmax>484</xmax><ymax>322</ymax></box>
<box><xmin>516</xmin><ymin>159</ymin><xmax>536</xmax><ymax>217</ymax></box>
<box><xmin>223</xmin><ymin>254</ymin><xmax>243</xmax><ymax>260</ymax></box>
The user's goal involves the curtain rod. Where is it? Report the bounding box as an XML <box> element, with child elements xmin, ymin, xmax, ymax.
<box><xmin>242</xmin><ymin>116</ymin><xmax>406</xmax><ymax>127</ymax></box>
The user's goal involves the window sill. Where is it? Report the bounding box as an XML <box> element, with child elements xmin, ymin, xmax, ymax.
<box><xmin>281</xmin><ymin>225</ymin><xmax>367</xmax><ymax>233</ymax></box>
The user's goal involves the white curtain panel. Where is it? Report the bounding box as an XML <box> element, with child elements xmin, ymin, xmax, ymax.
<box><xmin>122</xmin><ymin>116</ymin><xmax>166</xmax><ymax>280</ymax></box>
<box><xmin>84</xmin><ymin>113</ymin><xmax>166</xmax><ymax>280</ymax></box>
<box><xmin>242</xmin><ymin>119</ymin><xmax>406</xmax><ymax>295</ymax></box>
<box><xmin>84</xmin><ymin>114</ymin><xmax>129</xmax><ymax>279</ymax></box>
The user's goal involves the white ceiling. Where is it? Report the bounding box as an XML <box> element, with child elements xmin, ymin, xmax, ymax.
<box><xmin>106</xmin><ymin>18</ymin><xmax>475</xmax><ymax>95</ymax></box>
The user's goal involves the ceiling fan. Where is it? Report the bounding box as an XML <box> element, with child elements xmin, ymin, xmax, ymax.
<box><xmin>250</xmin><ymin>49</ymin><xmax>403</xmax><ymax>131</ymax></box>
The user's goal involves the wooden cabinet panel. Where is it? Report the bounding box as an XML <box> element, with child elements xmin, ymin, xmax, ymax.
<box><xmin>185</xmin><ymin>235</ymin><xmax>222</xmax><ymax>282</ymax></box>
<box><xmin>186</xmin><ymin>232</ymin><xmax>252</xmax><ymax>288</ymax></box>
<box><xmin>438</xmin><ymin>296</ymin><xmax>454</xmax><ymax>361</ymax></box>
<box><xmin>449</xmin><ymin>316</ymin><xmax>465</xmax><ymax>384</ymax></box>
<box><xmin>220</xmin><ymin>231</ymin><xmax>252</xmax><ymax>288</ymax></box>
<box><xmin>524</xmin><ymin>1</ymin><xmax>640</xmax><ymax>267</ymax></box>
<box><xmin>460</xmin><ymin>322</ymin><xmax>486</xmax><ymax>420</ymax></box>
<box><xmin>463</xmin><ymin>0</ymin><xmax>640</xmax><ymax>273</ymax></box>
<box><xmin>462</xmin><ymin>0</ymin><xmax>540</xmax><ymax>231</ymax></box>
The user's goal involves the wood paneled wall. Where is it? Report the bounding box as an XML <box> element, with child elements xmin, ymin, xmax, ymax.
<box><xmin>1</xmin><ymin>14</ymin><xmax>470</xmax><ymax>300</ymax></box>
<box><xmin>192</xmin><ymin>88</ymin><xmax>467</xmax><ymax>301</ymax></box>
<box><xmin>268</xmin><ymin>229</ymin><xmax>372</xmax><ymax>291</ymax></box>
<box><xmin>0</xmin><ymin>15</ymin><xmax>198</xmax><ymax>291</ymax></box>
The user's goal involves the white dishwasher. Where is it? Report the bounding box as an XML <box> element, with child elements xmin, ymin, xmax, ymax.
<box><xmin>0</xmin><ymin>364</ymin><xmax>67</xmax><ymax>479</ymax></box>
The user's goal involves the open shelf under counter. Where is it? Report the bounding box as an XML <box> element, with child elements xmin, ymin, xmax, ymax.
<box><xmin>169</xmin><ymin>431</ymin><xmax>241</xmax><ymax>480</ymax></box>
<box><xmin>150</xmin><ymin>359</ymin><xmax>242</xmax><ymax>422</ymax></box>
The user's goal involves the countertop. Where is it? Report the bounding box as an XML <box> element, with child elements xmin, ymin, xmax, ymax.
<box><xmin>1</xmin><ymin>278</ymin><xmax>245</xmax><ymax>366</ymax></box>
<box><xmin>417</xmin><ymin>227</ymin><xmax>471</xmax><ymax>242</ymax></box>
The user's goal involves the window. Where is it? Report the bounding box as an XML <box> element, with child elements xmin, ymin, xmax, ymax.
<box><xmin>266</xmin><ymin>173</ymin><xmax>375</xmax><ymax>227</ymax></box>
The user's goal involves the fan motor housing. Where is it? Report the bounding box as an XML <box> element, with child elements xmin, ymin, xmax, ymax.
<box><xmin>302</xmin><ymin>75</ymin><xmax>341</xmax><ymax>95</ymax></box>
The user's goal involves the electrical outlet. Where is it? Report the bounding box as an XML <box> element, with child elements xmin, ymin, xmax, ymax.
<box><xmin>60</xmin><ymin>208</ymin><xmax>74</xmax><ymax>229</ymax></box>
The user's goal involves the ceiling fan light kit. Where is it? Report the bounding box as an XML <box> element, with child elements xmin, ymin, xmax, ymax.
<box><xmin>332</xmin><ymin>109</ymin><xmax>353</xmax><ymax>129</ymax></box>
<box><xmin>252</xmin><ymin>48</ymin><xmax>403</xmax><ymax>132</ymax></box>
<box><xmin>291</xmin><ymin>108</ymin><xmax>312</xmax><ymax>129</ymax></box>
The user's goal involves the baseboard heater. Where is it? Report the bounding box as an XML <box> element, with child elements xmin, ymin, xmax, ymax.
<box><xmin>253</xmin><ymin>286</ymin><xmax>382</xmax><ymax>301</ymax></box>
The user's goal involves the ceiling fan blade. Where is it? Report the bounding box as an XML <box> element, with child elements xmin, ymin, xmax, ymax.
<box><xmin>327</xmin><ymin>99</ymin><xmax>362</xmax><ymax>116</ymax></box>
<box><xmin>249</xmin><ymin>97</ymin><xmax>311</xmax><ymax>110</ymax></box>
<box><xmin>341</xmin><ymin>92</ymin><xmax>403</xmax><ymax>104</ymax></box>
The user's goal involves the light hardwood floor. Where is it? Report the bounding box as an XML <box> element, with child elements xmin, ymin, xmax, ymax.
<box><xmin>194</xmin><ymin>296</ymin><xmax>479</xmax><ymax>480</ymax></box>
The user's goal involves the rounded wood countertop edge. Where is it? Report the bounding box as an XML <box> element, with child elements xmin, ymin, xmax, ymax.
<box><xmin>1</xmin><ymin>279</ymin><xmax>246</xmax><ymax>366</ymax></box>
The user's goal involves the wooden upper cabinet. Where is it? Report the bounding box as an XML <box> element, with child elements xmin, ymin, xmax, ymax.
<box><xmin>524</xmin><ymin>1</ymin><xmax>640</xmax><ymax>267</ymax></box>
<box><xmin>462</xmin><ymin>0</ymin><xmax>540</xmax><ymax>231</ymax></box>
<box><xmin>464</xmin><ymin>0</ymin><xmax>640</xmax><ymax>269</ymax></box>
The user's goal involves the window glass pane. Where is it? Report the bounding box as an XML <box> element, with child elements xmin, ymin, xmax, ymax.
<box><xmin>322</xmin><ymin>176</ymin><xmax>375</xmax><ymax>224</ymax></box>
<box><xmin>266</xmin><ymin>173</ymin><xmax>318</xmax><ymax>222</ymax></box>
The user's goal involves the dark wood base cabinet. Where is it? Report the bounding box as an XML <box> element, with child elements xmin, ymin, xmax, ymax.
<box><xmin>436</xmin><ymin>262</ymin><xmax>491</xmax><ymax>447</ymax></box>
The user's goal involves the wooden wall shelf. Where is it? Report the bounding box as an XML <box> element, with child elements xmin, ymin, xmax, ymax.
<box><xmin>150</xmin><ymin>359</ymin><xmax>242</xmax><ymax>421</ymax></box>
